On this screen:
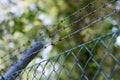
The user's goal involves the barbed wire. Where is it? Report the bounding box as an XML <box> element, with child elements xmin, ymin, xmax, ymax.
<box><xmin>0</xmin><ymin>9</ymin><xmax>116</xmax><ymax>68</ymax></box>
<box><xmin>1</xmin><ymin>0</ymin><xmax>116</xmax><ymax>66</ymax></box>
<box><xmin>1</xmin><ymin>28</ymin><xmax>119</xmax><ymax>80</ymax></box>
<box><xmin>25</xmin><ymin>9</ymin><xmax>117</xmax><ymax>60</ymax></box>
<box><xmin>0</xmin><ymin>0</ymin><xmax>114</xmax><ymax>59</ymax></box>
<box><xmin>41</xmin><ymin>0</ymin><xmax>116</xmax><ymax>44</ymax></box>
<box><xmin>0</xmin><ymin>1</ymin><xmax>120</xmax><ymax>79</ymax></box>
<box><xmin>0</xmin><ymin>0</ymin><xmax>98</xmax><ymax>60</ymax></box>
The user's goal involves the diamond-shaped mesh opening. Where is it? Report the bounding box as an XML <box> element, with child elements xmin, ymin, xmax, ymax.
<box><xmin>84</xmin><ymin>59</ymin><xmax>98</xmax><ymax>79</ymax></box>
<box><xmin>78</xmin><ymin>44</ymin><xmax>98</xmax><ymax>79</ymax></box>
<box><xmin>93</xmin><ymin>72</ymin><xmax>107</xmax><ymax>80</ymax></box>
<box><xmin>111</xmin><ymin>65</ymin><xmax>120</xmax><ymax>79</ymax></box>
<box><xmin>54</xmin><ymin>50</ymin><xmax>84</xmax><ymax>80</ymax></box>
<box><xmin>101</xmin><ymin>55</ymin><xmax>116</xmax><ymax>78</ymax></box>
<box><xmin>74</xmin><ymin>45</ymin><xmax>90</xmax><ymax>68</ymax></box>
<box><xmin>1</xmin><ymin>31</ymin><xmax>120</xmax><ymax>80</ymax></box>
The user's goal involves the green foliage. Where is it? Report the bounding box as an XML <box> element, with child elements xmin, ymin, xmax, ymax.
<box><xmin>0</xmin><ymin>0</ymin><xmax>120</xmax><ymax>79</ymax></box>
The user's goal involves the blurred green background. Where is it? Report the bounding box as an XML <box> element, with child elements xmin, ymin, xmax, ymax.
<box><xmin>0</xmin><ymin>0</ymin><xmax>120</xmax><ymax>80</ymax></box>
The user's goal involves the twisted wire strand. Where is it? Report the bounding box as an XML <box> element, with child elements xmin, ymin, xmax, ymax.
<box><xmin>0</xmin><ymin>0</ymin><xmax>116</xmax><ymax>65</ymax></box>
<box><xmin>0</xmin><ymin>0</ymin><xmax>98</xmax><ymax>60</ymax></box>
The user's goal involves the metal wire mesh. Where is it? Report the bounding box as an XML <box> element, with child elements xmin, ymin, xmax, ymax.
<box><xmin>0</xmin><ymin>0</ymin><xmax>120</xmax><ymax>80</ymax></box>
<box><xmin>1</xmin><ymin>30</ymin><xmax>120</xmax><ymax>80</ymax></box>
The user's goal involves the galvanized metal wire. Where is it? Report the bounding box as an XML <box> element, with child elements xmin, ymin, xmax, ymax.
<box><xmin>0</xmin><ymin>0</ymin><xmax>120</xmax><ymax>80</ymax></box>
<box><xmin>0</xmin><ymin>29</ymin><xmax>120</xmax><ymax>80</ymax></box>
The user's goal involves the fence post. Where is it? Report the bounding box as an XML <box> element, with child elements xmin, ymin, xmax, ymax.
<box><xmin>2</xmin><ymin>41</ymin><xmax>43</xmax><ymax>80</ymax></box>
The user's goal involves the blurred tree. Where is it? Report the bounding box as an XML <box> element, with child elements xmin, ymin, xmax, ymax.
<box><xmin>0</xmin><ymin>0</ymin><xmax>120</xmax><ymax>79</ymax></box>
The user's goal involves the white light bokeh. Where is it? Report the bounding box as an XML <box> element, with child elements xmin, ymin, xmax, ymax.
<box><xmin>38</xmin><ymin>14</ymin><xmax>52</xmax><ymax>26</ymax></box>
<box><xmin>41</xmin><ymin>45</ymin><xmax>53</xmax><ymax>59</ymax></box>
<box><xmin>112</xmin><ymin>20</ymin><xmax>117</xmax><ymax>25</ymax></box>
<box><xmin>115</xmin><ymin>36</ymin><xmax>120</xmax><ymax>47</ymax></box>
<box><xmin>112</xmin><ymin>27</ymin><xmax>118</xmax><ymax>32</ymax></box>
<box><xmin>8</xmin><ymin>42</ymin><xmax>14</xmax><ymax>48</ymax></box>
<box><xmin>0</xmin><ymin>0</ymin><xmax>9</xmax><ymax>6</ymax></box>
<box><xmin>29</xmin><ymin>4</ymin><xmax>37</xmax><ymax>11</ymax></box>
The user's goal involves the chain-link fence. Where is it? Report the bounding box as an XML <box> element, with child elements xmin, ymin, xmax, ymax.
<box><xmin>1</xmin><ymin>29</ymin><xmax>120</xmax><ymax>80</ymax></box>
<box><xmin>0</xmin><ymin>0</ymin><xmax>120</xmax><ymax>80</ymax></box>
